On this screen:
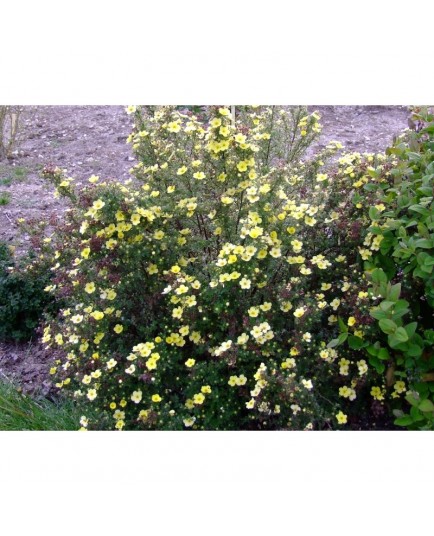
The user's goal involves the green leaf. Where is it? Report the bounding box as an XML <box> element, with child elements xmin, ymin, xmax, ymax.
<box><xmin>368</xmin><ymin>356</ymin><xmax>385</xmax><ymax>374</ymax></box>
<box><xmin>410</xmin><ymin>406</ymin><xmax>425</xmax><ymax>422</ymax></box>
<box><xmin>394</xmin><ymin>299</ymin><xmax>410</xmax><ymax>312</ymax></box>
<box><xmin>370</xmin><ymin>308</ymin><xmax>389</xmax><ymax>320</ymax></box>
<box><xmin>409</xmin><ymin>205</ymin><xmax>430</xmax><ymax>217</ymax></box>
<box><xmin>406</xmin><ymin>343</ymin><xmax>423</xmax><ymax>357</ymax></box>
<box><xmin>404</xmin><ymin>322</ymin><xmax>418</xmax><ymax>339</ymax></box>
<box><xmin>414</xmin><ymin>238</ymin><xmax>433</xmax><ymax>249</ymax></box>
<box><xmin>387</xmin><ymin>283</ymin><xmax>401</xmax><ymax>302</ymax></box>
<box><xmin>371</xmin><ymin>268</ymin><xmax>388</xmax><ymax>284</ymax></box>
<box><xmin>395</xmin><ymin>327</ymin><xmax>409</xmax><ymax>342</ymax></box>
<box><xmin>369</xmin><ymin>206</ymin><xmax>380</xmax><ymax>220</ymax></box>
<box><xmin>406</xmin><ymin>393</ymin><xmax>419</xmax><ymax>407</ymax></box>
<box><xmin>379</xmin><ymin>318</ymin><xmax>397</xmax><ymax>335</ymax></box>
<box><xmin>394</xmin><ymin>415</ymin><xmax>414</xmax><ymax>427</ymax></box>
<box><xmin>379</xmin><ymin>300</ymin><xmax>395</xmax><ymax>311</ymax></box>
<box><xmin>418</xmin><ymin>399</ymin><xmax>434</xmax><ymax>413</ymax></box>
<box><xmin>327</xmin><ymin>332</ymin><xmax>348</xmax><ymax>348</ymax></box>
<box><xmin>366</xmin><ymin>344</ymin><xmax>379</xmax><ymax>357</ymax></box>
<box><xmin>377</xmin><ymin>347</ymin><xmax>390</xmax><ymax>361</ymax></box>
<box><xmin>347</xmin><ymin>335</ymin><xmax>367</xmax><ymax>350</ymax></box>
<box><xmin>338</xmin><ymin>316</ymin><xmax>348</xmax><ymax>334</ymax></box>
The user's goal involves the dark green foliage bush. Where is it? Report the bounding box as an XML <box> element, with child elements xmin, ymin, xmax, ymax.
<box><xmin>368</xmin><ymin>107</ymin><xmax>434</xmax><ymax>429</ymax></box>
<box><xmin>0</xmin><ymin>243</ymin><xmax>55</xmax><ymax>341</ymax></box>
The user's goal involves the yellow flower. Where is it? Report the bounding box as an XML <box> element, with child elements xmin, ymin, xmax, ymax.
<box><xmin>185</xmin><ymin>358</ymin><xmax>196</xmax><ymax>368</ymax></box>
<box><xmin>330</xmin><ymin>298</ymin><xmax>340</xmax><ymax>310</ymax></box>
<box><xmin>394</xmin><ymin>381</ymin><xmax>406</xmax><ymax>394</ymax></box>
<box><xmin>370</xmin><ymin>386</ymin><xmax>384</xmax><ymax>401</ymax></box>
<box><xmin>151</xmin><ymin>394</ymin><xmax>162</xmax><ymax>403</ymax></box>
<box><xmin>210</xmin><ymin>118</ymin><xmax>222</xmax><ymax>128</ymax></box>
<box><xmin>293</xmin><ymin>307</ymin><xmax>305</xmax><ymax>318</ymax></box>
<box><xmin>291</xmin><ymin>240</ymin><xmax>303</xmax><ymax>253</ymax></box>
<box><xmin>87</xmin><ymin>389</ymin><xmax>97</xmax><ymax>401</ymax></box>
<box><xmin>106</xmin><ymin>358</ymin><xmax>118</xmax><ymax>370</ymax></box>
<box><xmin>91</xmin><ymin>311</ymin><xmax>104</xmax><ymax>320</ymax></box>
<box><xmin>193</xmin><ymin>393</ymin><xmax>205</xmax><ymax>405</ymax></box>
<box><xmin>85</xmin><ymin>282</ymin><xmax>96</xmax><ymax>294</ymax></box>
<box><xmin>237</xmin><ymin>161</ymin><xmax>248</xmax><ymax>172</ymax></box>
<box><xmin>347</xmin><ymin>317</ymin><xmax>356</xmax><ymax>327</ymax></box>
<box><xmin>55</xmin><ymin>334</ymin><xmax>64</xmax><ymax>345</ymax></box>
<box><xmin>131</xmin><ymin>213</ymin><xmax>141</xmax><ymax>225</ymax></box>
<box><xmin>201</xmin><ymin>385</ymin><xmax>212</xmax><ymax>394</ymax></box>
<box><xmin>115</xmin><ymin>420</ymin><xmax>125</xmax><ymax>430</ymax></box>
<box><xmin>167</xmin><ymin>121</ymin><xmax>181</xmax><ymax>133</ymax></box>
<box><xmin>249</xmin><ymin>227</ymin><xmax>263</xmax><ymax>239</ymax></box>
<box><xmin>81</xmin><ymin>247</ymin><xmax>91</xmax><ymax>259</ymax></box>
<box><xmin>248</xmin><ymin>306</ymin><xmax>259</xmax><ymax>318</ymax></box>
<box><xmin>219</xmin><ymin>107</ymin><xmax>230</xmax><ymax>116</ymax></box>
<box><xmin>183</xmin><ymin>417</ymin><xmax>196</xmax><ymax>427</ymax></box>
<box><xmin>193</xmin><ymin>171</ymin><xmax>206</xmax><ymax>180</ymax></box>
<box><xmin>154</xmin><ymin>230</ymin><xmax>165</xmax><ymax>240</ymax></box>
<box><xmin>92</xmin><ymin>199</ymin><xmax>105</xmax><ymax>210</ymax></box>
<box><xmin>228</xmin><ymin>376</ymin><xmax>237</xmax><ymax>387</ymax></box>
<box><xmin>336</xmin><ymin>411</ymin><xmax>347</xmax><ymax>424</ymax></box>
<box><xmin>113</xmin><ymin>324</ymin><xmax>123</xmax><ymax>334</ymax></box>
<box><xmin>246</xmin><ymin>399</ymin><xmax>255</xmax><ymax>409</ymax></box>
<box><xmin>177</xmin><ymin>166</ymin><xmax>188</xmax><ymax>175</ymax></box>
<box><xmin>138</xmin><ymin>410</ymin><xmax>149</xmax><ymax>421</ymax></box>
<box><xmin>316</xmin><ymin>173</ymin><xmax>328</xmax><ymax>182</ymax></box>
<box><xmin>131</xmin><ymin>390</ymin><xmax>142</xmax><ymax>404</ymax></box>
<box><xmin>107</xmin><ymin>289</ymin><xmax>117</xmax><ymax>300</ymax></box>
<box><xmin>239</xmin><ymin>278</ymin><xmax>251</xmax><ymax>289</ymax></box>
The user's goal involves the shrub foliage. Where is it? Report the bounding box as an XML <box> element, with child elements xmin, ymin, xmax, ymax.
<box><xmin>37</xmin><ymin>105</ymin><xmax>433</xmax><ymax>430</ymax></box>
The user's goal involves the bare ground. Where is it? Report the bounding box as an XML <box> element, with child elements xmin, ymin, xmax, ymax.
<box><xmin>0</xmin><ymin>105</ymin><xmax>410</xmax><ymax>393</ymax></box>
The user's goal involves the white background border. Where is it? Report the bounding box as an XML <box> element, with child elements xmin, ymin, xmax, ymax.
<box><xmin>1</xmin><ymin>1</ymin><xmax>433</xmax><ymax>534</ymax></box>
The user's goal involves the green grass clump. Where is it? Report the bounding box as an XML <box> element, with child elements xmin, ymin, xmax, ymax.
<box><xmin>0</xmin><ymin>380</ymin><xmax>82</xmax><ymax>431</ymax></box>
<box><xmin>0</xmin><ymin>191</ymin><xmax>11</xmax><ymax>205</ymax></box>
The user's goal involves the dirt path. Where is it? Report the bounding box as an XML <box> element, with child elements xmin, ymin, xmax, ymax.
<box><xmin>0</xmin><ymin>106</ymin><xmax>134</xmax><ymax>249</ymax></box>
<box><xmin>0</xmin><ymin>105</ymin><xmax>411</xmax><ymax>393</ymax></box>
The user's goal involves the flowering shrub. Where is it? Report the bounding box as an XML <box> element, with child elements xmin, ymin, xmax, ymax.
<box><xmin>39</xmin><ymin>105</ymin><xmax>417</xmax><ymax>430</ymax></box>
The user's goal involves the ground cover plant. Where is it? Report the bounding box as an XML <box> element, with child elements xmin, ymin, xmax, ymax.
<box><xmin>19</xmin><ymin>105</ymin><xmax>433</xmax><ymax>431</ymax></box>
<box><xmin>0</xmin><ymin>378</ymin><xmax>82</xmax><ymax>431</ymax></box>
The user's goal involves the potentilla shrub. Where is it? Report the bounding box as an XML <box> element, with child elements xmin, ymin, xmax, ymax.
<box><xmin>41</xmin><ymin>105</ymin><xmax>395</xmax><ymax>430</ymax></box>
